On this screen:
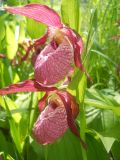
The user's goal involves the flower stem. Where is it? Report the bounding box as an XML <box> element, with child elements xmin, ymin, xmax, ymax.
<box><xmin>77</xmin><ymin>74</ymin><xmax>87</xmax><ymax>160</ymax></box>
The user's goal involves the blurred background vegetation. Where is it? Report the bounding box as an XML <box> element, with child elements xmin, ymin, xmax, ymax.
<box><xmin>0</xmin><ymin>0</ymin><xmax>120</xmax><ymax>160</ymax></box>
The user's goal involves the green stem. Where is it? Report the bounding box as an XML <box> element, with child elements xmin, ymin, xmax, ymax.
<box><xmin>79</xmin><ymin>103</ymin><xmax>87</xmax><ymax>160</ymax></box>
<box><xmin>44</xmin><ymin>145</ymin><xmax>48</xmax><ymax>160</ymax></box>
<box><xmin>77</xmin><ymin>74</ymin><xmax>87</xmax><ymax>160</ymax></box>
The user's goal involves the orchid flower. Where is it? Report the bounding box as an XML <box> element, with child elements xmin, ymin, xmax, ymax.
<box><xmin>33</xmin><ymin>90</ymin><xmax>87</xmax><ymax>148</ymax></box>
<box><xmin>0</xmin><ymin>4</ymin><xmax>87</xmax><ymax>149</ymax></box>
<box><xmin>0</xmin><ymin>80</ymin><xmax>86</xmax><ymax>148</ymax></box>
<box><xmin>4</xmin><ymin>3</ymin><xmax>91</xmax><ymax>86</ymax></box>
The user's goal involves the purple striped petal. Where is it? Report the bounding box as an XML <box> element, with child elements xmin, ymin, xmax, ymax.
<box><xmin>34</xmin><ymin>37</ymin><xmax>74</xmax><ymax>85</ymax></box>
<box><xmin>57</xmin><ymin>91</ymin><xmax>87</xmax><ymax>149</ymax></box>
<box><xmin>0</xmin><ymin>80</ymin><xmax>38</xmax><ymax>95</ymax></box>
<box><xmin>0</xmin><ymin>79</ymin><xmax>58</xmax><ymax>95</ymax></box>
<box><xmin>57</xmin><ymin>91</ymin><xmax>80</xmax><ymax>137</ymax></box>
<box><xmin>66</xmin><ymin>28</ymin><xmax>91</xmax><ymax>81</ymax></box>
<box><xmin>5</xmin><ymin>4</ymin><xmax>62</xmax><ymax>27</ymax></box>
<box><xmin>38</xmin><ymin>92</ymin><xmax>49</xmax><ymax>111</ymax></box>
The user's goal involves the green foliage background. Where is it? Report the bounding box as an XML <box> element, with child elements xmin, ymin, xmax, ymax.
<box><xmin>0</xmin><ymin>0</ymin><xmax>120</xmax><ymax>160</ymax></box>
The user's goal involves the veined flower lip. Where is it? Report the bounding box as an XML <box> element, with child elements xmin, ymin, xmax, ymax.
<box><xmin>32</xmin><ymin>105</ymin><xmax>68</xmax><ymax>145</ymax></box>
<box><xmin>34</xmin><ymin>36</ymin><xmax>74</xmax><ymax>85</ymax></box>
<box><xmin>32</xmin><ymin>90</ymin><xmax>79</xmax><ymax>145</ymax></box>
<box><xmin>4</xmin><ymin>4</ymin><xmax>88</xmax><ymax>82</ymax></box>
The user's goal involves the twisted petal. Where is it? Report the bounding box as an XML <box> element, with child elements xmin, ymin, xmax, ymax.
<box><xmin>69</xmin><ymin>29</ymin><xmax>91</xmax><ymax>81</ymax></box>
<box><xmin>0</xmin><ymin>79</ymin><xmax>57</xmax><ymax>95</ymax></box>
<box><xmin>0</xmin><ymin>80</ymin><xmax>38</xmax><ymax>95</ymax></box>
<box><xmin>57</xmin><ymin>91</ymin><xmax>87</xmax><ymax>149</ymax></box>
<box><xmin>34</xmin><ymin>37</ymin><xmax>74</xmax><ymax>85</ymax></box>
<box><xmin>57</xmin><ymin>91</ymin><xmax>80</xmax><ymax>137</ymax></box>
<box><xmin>38</xmin><ymin>92</ymin><xmax>49</xmax><ymax>111</ymax></box>
<box><xmin>5</xmin><ymin>4</ymin><xmax>62</xmax><ymax>27</ymax></box>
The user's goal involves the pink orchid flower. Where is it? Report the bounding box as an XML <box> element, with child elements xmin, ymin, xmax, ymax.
<box><xmin>33</xmin><ymin>90</ymin><xmax>86</xmax><ymax>148</ymax></box>
<box><xmin>0</xmin><ymin>81</ymin><xmax>86</xmax><ymax>148</ymax></box>
<box><xmin>0</xmin><ymin>4</ymin><xmax>87</xmax><ymax>149</ymax></box>
<box><xmin>33</xmin><ymin>90</ymin><xmax>79</xmax><ymax>144</ymax></box>
<box><xmin>4</xmin><ymin>3</ymin><xmax>90</xmax><ymax>86</ymax></box>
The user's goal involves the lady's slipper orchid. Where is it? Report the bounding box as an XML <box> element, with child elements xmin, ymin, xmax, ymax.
<box><xmin>0</xmin><ymin>81</ymin><xmax>86</xmax><ymax>149</ymax></box>
<box><xmin>33</xmin><ymin>90</ymin><xmax>79</xmax><ymax>144</ymax></box>
<box><xmin>33</xmin><ymin>90</ymin><xmax>87</xmax><ymax>148</ymax></box>
<box><xmin>4</xmin><ymin>3</ymin><xmax>90</xmax><ymax>86</ymax></box>
<box><xmin>0</xmin><ymin>4</ymin><xmax>87</xmax><ymax>149</ymax></box>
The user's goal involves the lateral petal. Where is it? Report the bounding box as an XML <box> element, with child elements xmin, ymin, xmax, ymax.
<box><xmin>5</xmin><ymin>4</ymin><xmax>62</xmax><ymax>27</ymax></box>
<box><xmin>0</xmin><ymin>80</ymin><xmax>38</xmax><ymax>95</ymax></box>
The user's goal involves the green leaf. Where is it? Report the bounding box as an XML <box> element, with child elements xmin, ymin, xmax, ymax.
<box><xmin>61</xmin><ymin>0</ymin><xmax>80</xmax><ymax>31</ymax></box>
<box><xmin>87</xmin><ymin>108</ymin><xmax>120</xmax><ymax>139</ymax></box>
<box><xmin>0</xmin><ymin>21</ymin><xmax>5</xmax><ymax>42</ymax></box>
<box><xmin>67</xmin><ymin>69</ymin><xmax>81</xmax><ymax>96</ymax></box>
<box><xmin>23</xmin><ymin>138</ymin><xmax>45</xmax><ymax>160</ymax></box>
<box><xmin>0</xmin><ymin>131</ymin><xmax>8</xmax><ymax>153</ymax></box>
<box><xmin>46</xmin><ymin>129</ymin><xmax>83</xmax><ymax>160</ymax></box>
<box><xmin>85</xmin><ymin>88</ymin><xmax>120</xmax><ymax>116</ymax></box>
<box><xmin>0</xmin><ymin>13</ymin><xmax>8</xmax><ymax>51</ymax></box>
<box><xmin>86</xmin><ymin>132</ymin><xmax>109</xmax><ymax>160</ymax></box>
<box><xmin>0</xmin><ymin>116</ymin><xmax>9</xmax><ymax>129</ymax></box>
<box><xmin>29</xmin><ymin>0</ymin><xmax>44</xmax><ymax>3</ymax></box>
<box><xmin>3</xmin><ymin>97</ymin><xmax>22</xmax><ymax>154</ymax></box>
<box><xmin>18</xmin><ymin>21</ymin><xmax>26</xmax><ymax>43</ymax></box>
<box><xmin>6</xmin><ymin>155</ymin><xmax>15</xmax><ymax>160</ymax></box>
<box><xmin>100</xmin><ymin>137</ymin><xmax>115</xmax><ymax>152</ymax></box>
<box><xmin>7</xmin><ymin>0</ymin><xmax>20</xmax><ymax>6</ymax></box>
<box><xmin>16</xmin><ymin>93</ymin><xmax>32</xmax><ymax>143</ymax></box>
<box><xmin>0</xmin><ymin>60</ymin><xmax>19</xmax><ymax>87</ymax></box>
<box><xmin>40</xmin><ymin>130</ymin><xmax>109</xmax><ymax>160</ymax></box>
<box><xmin>5</xmin><ymin>22</ymin><xmax>18</xmax><ymax>59</ymax></box>
<box><xmin>111</xmin><ymin>140</ymin><xmax>120</xmax><ymax>160</ymax></box>
<box><xmin>0</xmin><ymin>96</ymin><xmax>21</xmax><ymax>123</ymax></box>
<box><xmin>26</xmin><ymin>19</ymin><xmax>46</xmax><ymax>39</ymax></box>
